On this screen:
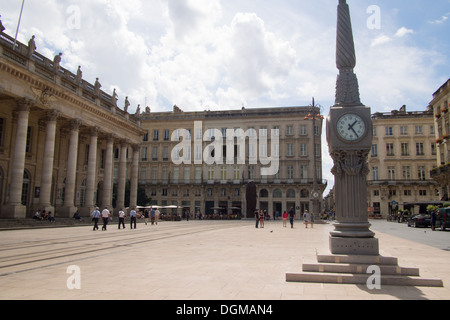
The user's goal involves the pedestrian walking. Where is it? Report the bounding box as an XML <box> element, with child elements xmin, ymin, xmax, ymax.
<box><xmin>130</xmin><ymin>207</ymin><xmax>137</xmax><ymax>229</ymax></box>
<box><xmin>259</xmin><ymin>210</ymin><xmax>265</xmax><ymax>228</ymax></box>
<box><xmin>144</xmin><ymin>209</ymin><xmax>149</xmax><ymax>225</ymax></box>
<box><xmin>101</xmin><ymin>207</ymin><xmax>110</xmax><ymax>231</ymax></box>
<box><xmin>255</xmin><ymin>210</ymin><xmax>259</xmax><ymax>228</ymax></box>
<box><xmin>282</xmin><ymin>210</ymin><xmax>288</xmax><ymax>228</ymax></box>
<box><xmin>288</xmin><ymin>207</ymin><xmax>295</xmax><ymax>228</ymax></box>
<box><xmin>118</xmin><ymin>208</ymin><xmax>126</xmax><ymax>229</ymax></box>
<box><xmin>150</xmin><ymin>207</ymin><xmax>156</xmax><ymax>225</ymax></box>
<box><xmin>154</xmin><ymin>207</ymin><xmax>160</xmax><ymax>225</ymax></box>
<box><xmin>303</xmin><ymin>210</ymin><xmax>311</xmax><ymax>228</ymax></box>
<box><xmin>91</xmin><ymin>207</ymin><xmax>101</xmax><ymax>231</ymax></box>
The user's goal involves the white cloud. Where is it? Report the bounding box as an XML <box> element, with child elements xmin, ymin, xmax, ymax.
<box><xmin>428</xmin><ymin>12</ymin><xmax>450</xmax><ymax>24</ymax></box>
<box><xmin>395</xmin><ymin>27</ymin><xmax>414</xmax><ymax>37</ymax></box>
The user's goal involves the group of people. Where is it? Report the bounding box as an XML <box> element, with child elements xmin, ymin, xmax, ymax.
<box><xmin>33</xmin><ymin>209</ymin><xmax>55</xmax><ymax>222</ymax></box>
<box><xmin>255</xmin><ymin>208</ymin><xmax>314</xmax><ymax>229</ymax></box>
<box><xmin>90</xmin><ymin>207</ymin><xmax>160</xmax><ymax>231</ymax></box>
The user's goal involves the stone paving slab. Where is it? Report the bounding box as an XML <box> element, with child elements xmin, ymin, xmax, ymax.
<box><xmin>0</xmin><ymin>219</ymin><xmax>449</xmax><ymax>301</ymax></box>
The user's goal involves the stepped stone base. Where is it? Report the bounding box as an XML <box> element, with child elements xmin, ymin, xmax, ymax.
<box><xmin>286</xmin><ymin>254</ymin><xmax>444</xmax><ymax>288</ymax></box>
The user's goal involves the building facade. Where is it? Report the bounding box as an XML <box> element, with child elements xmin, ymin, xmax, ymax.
<box><xmin>367</xmin><ymin>107</ymin><xmax>439</xmax><ymax>217</ymax></box>
<box><xmin>138</xmin><ymin>106</ymin><xmax>327</xmax><ymax>218</ymax></box>
<box><xmin>0</xmin><ymin>31</ymin><xmax>145</xmax><ymax>218</ymax></box>
<box><xmin>430</xmin><ymin>79</ymin><xmax>450</xmax><ymax>201</ymax></box>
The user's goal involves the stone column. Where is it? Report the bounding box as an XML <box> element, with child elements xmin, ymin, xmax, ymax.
<box><xmin>39</xmin><ymin>110</ymin><xmax>59</xmax><ymax>213</ymax></box>
<box><xmin>84</xmin><ymin>128</ymin><xmax>99</xmax><ymax>212</ymax></box>
<box><xmin>62</xmin><ymin>119</ymin><xmax>81</xmax><ymax>217</ymax></box>
<box><xmin>102</xmin><ymin>134</ymin><xmax>115</xmax><ymax>210</ymax></box>
<box><xmin>116</xmin><ymin>141</ymin><xmax>128</xmax><ymax>211</ymax></box>
<box><xmin>129</xmin><ymin>145</ymin><xmax>140</xmax><ymax>209</ymax></box>
<box><xmin>6</xmin><ymin>99</ymin><xmax>32</xmax><ymax>218</ymax></box>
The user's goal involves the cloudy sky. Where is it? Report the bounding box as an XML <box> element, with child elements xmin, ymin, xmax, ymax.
<box><xmin>1</xmin><ymin>0</ymin><xmax>449</xmax><ymax>194</ymax></box>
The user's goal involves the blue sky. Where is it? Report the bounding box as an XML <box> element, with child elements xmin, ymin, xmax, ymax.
<box><xmin>1</xmin><ymin>0</ymin><xmax>449</xmax><ymax>194</ymax></box>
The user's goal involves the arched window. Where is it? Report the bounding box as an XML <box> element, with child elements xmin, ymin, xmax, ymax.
<box><xmin>287</xmin><ymin>189</ymin><xmax>296</xmax><ymax>198</ymax></box>
<box><xmin>273</xmin><ymin>189</ymin><xmax>282</xmax><ymax>198</ymax></box>
<box><xmin>259</xmin><ymin>189</ymin><xmax>269</xmax><ymax>198</ymax></box>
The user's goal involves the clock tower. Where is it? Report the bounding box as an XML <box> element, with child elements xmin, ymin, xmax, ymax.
<box><xmin>327</xmin><ymin>0</ymin><xmax>379</xmax><ymax>255</ymax></box>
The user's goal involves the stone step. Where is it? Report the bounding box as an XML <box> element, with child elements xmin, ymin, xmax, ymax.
<box><xmin>317</xmin><ymin>254</ymin><xmax>398</xmax><ymax>266</ymax></box>
<box><xmin>286</xmin><ymin>272</ymin><xmax>444</xmax><ymax>287</ymax></box>
<box><xmin>302</xmin><ymin>263</ymin><xmax>420</xmax><ymax>277</ymax></box>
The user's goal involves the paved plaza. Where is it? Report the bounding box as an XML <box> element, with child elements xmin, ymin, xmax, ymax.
<box><xmin>0</xmin><ymin>219</ymin><xmax>449</xmax><ymax>300</ymax></box>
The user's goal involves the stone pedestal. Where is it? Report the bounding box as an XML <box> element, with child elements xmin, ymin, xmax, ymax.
<box><xmin>329</xmin><ymin>236</ymin><xmax>379</xmax><ymax>256</ymax></box>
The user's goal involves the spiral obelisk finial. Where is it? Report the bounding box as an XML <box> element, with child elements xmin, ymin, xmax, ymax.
<box><xmin>335</xmin><ymin>0</ymin><xmax>362</xmax><ymax>107</ymax></box>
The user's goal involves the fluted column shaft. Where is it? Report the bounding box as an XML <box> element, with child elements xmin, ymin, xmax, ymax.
<box><xmin>85</xmin><ymin>129</ymin><xmax>98</xmax><ymax>208</ymax></box>
<box><xmin>102</xmin><ymin>135</ymin><xmax>114</xmax><ymax>210</ymax></box>
<box><xmin>116</xmin><ymin>142</ymin><xmax>128</xmax><ymax>210</ymax></box>
<box><xmin>63</xmin><ymin>120</ymin><xmax>81</xmax><ymax>215</ymax></box>
<box><xmin>129</xmin><ymin>146</ymin><xmax>139</xmax><ymax>209</ymax></box>
<box><xmin>9</xmin><ymin>101</ymin><xmax>31</xmax><ymax>207</ymax></box>
<box><xmin>39</xmin><ymin>111</ymin><xmax>59</xmax><ymax>209</ymax></box>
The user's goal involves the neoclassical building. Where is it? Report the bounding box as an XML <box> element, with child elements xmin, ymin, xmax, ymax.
<box><xmin>138</xmin><ymin>105</ymin><xmax>327</xmax><ymax>218</ymax></box>
<box><xmin>0</xmin><ymin>31</ymin><xmax>145</xmax><ymax>218</ymax></box>
<box><xmin>430</xmin><ymin>79</ymin><xmax>450</xmax><ymax>201</ymax></box>
<box><xmin>367</xmin><ymin>106</ymin><xmax>439</xmax><ymax>217</ymax></box>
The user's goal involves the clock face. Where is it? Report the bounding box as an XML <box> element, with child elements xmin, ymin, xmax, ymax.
<box><xmin>337</xmin><ymin>114</ymin><xmax>367</xmax><ymax>142</ymax></box>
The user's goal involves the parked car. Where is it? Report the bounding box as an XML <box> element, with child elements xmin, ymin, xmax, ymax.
<box><xmin>407</xmin><ymin>214</ymin><xmax>431</xmax><ymax>228</ymax></box>
<box><xmin>435</xmin><ymin>208</ymin><xmax>450</xmax><ymax>231</ymax></box>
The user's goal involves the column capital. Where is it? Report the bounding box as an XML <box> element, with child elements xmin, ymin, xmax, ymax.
<box><xmin>45</xmin><ymin>109</ymin><xmax>61</xmax><ymax>122</ymax></box>
<box><xmin>69</xmin><ymin>118</ymin><xmax>83</xmax><ymax>131</ymax></box>
<box><xmin>89</xmin><ymin>126</ymin><xmax>100</xmax><ymax>137</ymax></box>
<box><xmin>16</xmin><ymin>98</ymin><xmax>34</xmax><ymax>112</ymax></box>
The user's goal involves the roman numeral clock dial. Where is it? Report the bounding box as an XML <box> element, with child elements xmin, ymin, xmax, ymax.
<box><xmin>336</xmin><ymin>114</ymin><xmax>366</xmax><ymax>142</ymax></box>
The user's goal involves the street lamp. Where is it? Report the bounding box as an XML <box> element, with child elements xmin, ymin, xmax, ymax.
<box><xmin>304</xmin><ymin>98</ymin><xmax>324</xmax><ymax>218</ymax></box>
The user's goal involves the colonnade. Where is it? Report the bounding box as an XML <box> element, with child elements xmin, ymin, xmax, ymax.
<box><xmin>5</xmin><ymin>99</ymin><xmax>140</xmax><ymax>218</ymax></box>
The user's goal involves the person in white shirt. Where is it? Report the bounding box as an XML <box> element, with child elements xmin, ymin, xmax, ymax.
<box><xmin>101</xmin><ymin>207</ymin><xmax>110</xmax><ymax>231</ymax></box>
<box><xmin>118</xmin><ymin>209</ymin><xmax>126</xmax><ymax>229</ymax></box>
<box><xmin>154</xmin><ymin>208</ymin><xmax>160</xmax><ymax>225</ymax></box>
<box><xmin>129</xmin><ymin>207</ymin><xmax>137</xmax><ymax>229</ymax></box>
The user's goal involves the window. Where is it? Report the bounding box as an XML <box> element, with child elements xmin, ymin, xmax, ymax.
<box><xmin>26</xmin><ymin>127</ymin><xmax>32</xmax><ymax>153</ymax></box>
<box><xmin>153</xmin><ymin>130</ymin><xmax>159</xmax><ymax>141</ymax></box>
<box><xmin>300</xmin><ymin>125</ymin><xmax>307</xmax><ymax>135</ymax></box>
<box><xmin>300</xmin><ymin>143</ymin><xmax>308</xmax><ymax>156</ymax></box>
<box><xmin>400</xmin><ymin>126</ymin><xmax>408</xmax><ymax>135</ymax></box>
<box><xmin>273</xmin><ymin>189</ymin><xmax>282</xmax><ymax>198</ymax></box>
<box><xmin>163</xmin><ymin>146</ymin><xmax>169</xmax><ymax>161</ymax></box>
<box><xmin>372</xmin><ymin>167</ymin><xmax>379</xmax><ymax>181</ymax></box>
<box><xmin>371</xmin><ymin>144</ymin><xmax>378</xmax><ymax>157</ymax></box>
<box><xmin>388</xmin><ymin>167</ymin><xmax>396</xmax><ymax>180</ymax></box>
<box><xmin>164</xmin><ymin>129</ymin><xmax>170</xmax><ymax>141</ymax></box>
<box><xmin>418</xmin><ymin>166</ymin><xmax>426</xmax><ymax>181</ymax></box>
<box><xmin>404</xmin><ymin>190</ymin><xmax>412</xmax><ymax>196</ymax></box>
<box><xmin>402</xmin><ymin>166</ymin><xmax>411</xmax><ymax>180</ymax></box>
<box><xmin>221</xmin><ymin>167</ymin><xmax>227</xmax><ymax>180</ymax></box>
<box><xmin>401</xmin><ymin>143</ymin><xmax>409</xmax><ymax>156</ymax></box>
<box><xmin>415</xmin><ymin>126</ymin><xmax>423</xmax><ymax>135</ymax></box>
<box><xmin>141</xmin><ymin>147</ymin><xmax>148</xmax><ymax>161</ymax></box>
<box><xmin>143</xmin><ymin>131</ymin><xmax>149</xmax><ymax>142</ymax></box>
<box><xmin>373</xmin><ymin>190</ymin><xmax>380</xmax><ymax>196</ymax></box>
<box><xmin>416</xmin><ymin>143</ymin><xmax>424</xmax><ymax>156</ymax></box>
<box><xmin>419</xmin><ymin>190</ymin><xmax>427</xmax><ymax>196</ymax></box>
<box><xmin>287</xmin><ymin>166</ymin><xmax>294</xmax><ymax>180</ymax></box>
<box><xmin>152</xmin><ymin>146</ymin><xmax>158</xmax><ymax>161</ymax></box>
<box><xmin>386</xmin><ymin>143</ymin><xmax>395</xmax><ymax>156</ymax></box>
<box><xmin>385</xmin><ymin>127</ymin><xmax>393</xmax><ymax>136</ymax></box>
<box><xmin>286</xmin><ymin>125</ymin><xmax>293</xmax><ymax>136</ymax></box>
<box><xmin>195</xmin><ymin>167</ymin><xmax>201</xmax><ymax>183</ymax></box>
<box><xmin>184</xmin><ymin>168</ymin><xmax>190</xmax><ymax>183</ymax></box>
<box><xmin>233</xmin><ymin>166</ymin><xmax>240</xmax><ymax>180</ymax></box>
<box><xmin>208</xmin><ymin>167</ymin><xmax>214</xmax><ymax>180</ymax></box>
<box><xmin>287</xmin><ymin>143</ymin><xmax>294</xmax><ymax>156</ymax></box>
<box><xmin>431</xmin><ymin>143</ymin><xmax>436</xmax><ymax>156</ymax></box>
<box><xmin>287</xmin><ymin>189</ymin><xmax>295</xmax><ymax>198</ymax></box>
